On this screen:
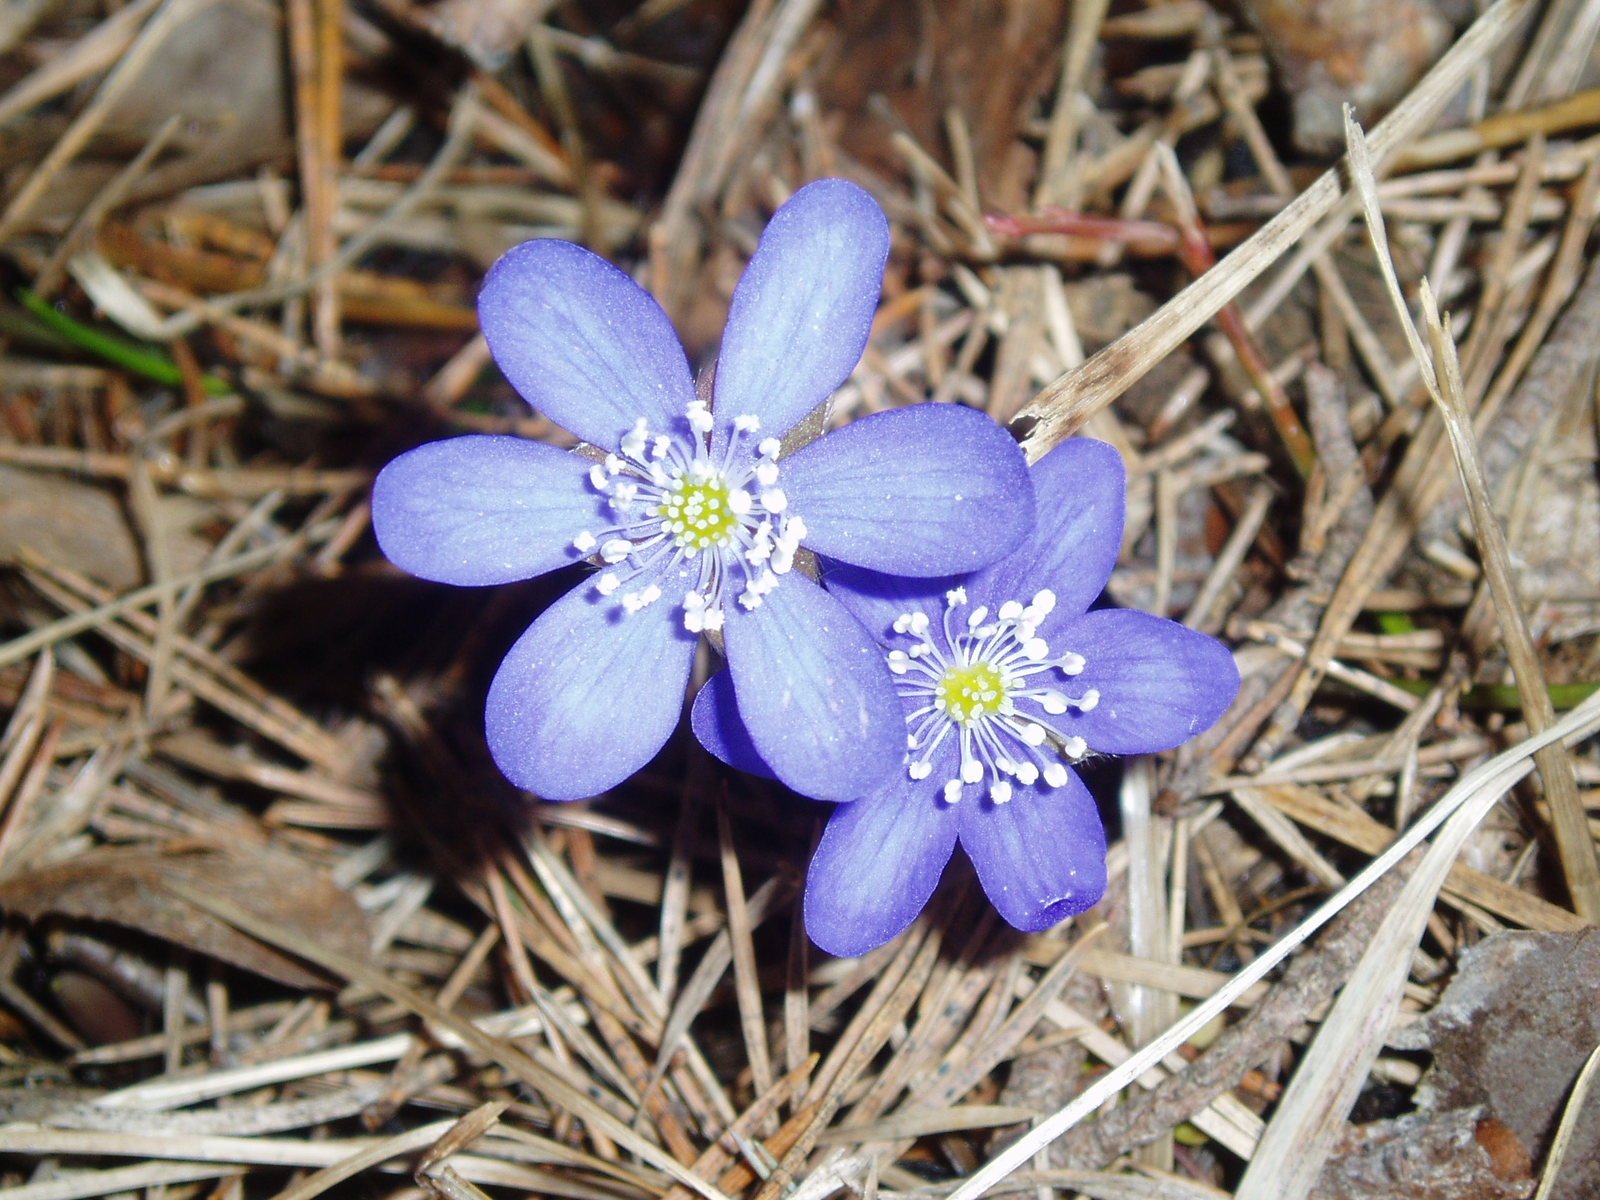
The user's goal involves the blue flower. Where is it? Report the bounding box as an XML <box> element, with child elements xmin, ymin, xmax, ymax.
<box><xmin>372</xmin><ymin>179</ymin><xmax>1033</xmax><ymax>803</ymax></box>
<box><xmin>694</xmin><ymin>438</ymin><xmax>1241</xmax><ymax>955</ymax></box>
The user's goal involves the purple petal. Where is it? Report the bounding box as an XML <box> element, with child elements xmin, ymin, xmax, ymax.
<box><xmin>781</xmin><ymin>404</ymin><xmax>1033</xmax><ymax>575</ymax></box>
<box><xmin>969</xmin><ymin>437</ymin><xmax>1126</xmax><ymax>618</ymax></box>
<box><xmin>690</xmin><ymin>670</ymin><xmax>779</xmax><ymax>781</ymax></box>
<box><xmin>479</xmin><ymin>240</ymin><xmax>694</xmax><ymax>450</ymax></box>
<box><xmin>485</xmin><ymin>576</ymin><xmax>696</xmax><ymax>800</ymax></box>
<box><xmin>713</xmin><ymin>179</ymin><xmax>889</xmax><ymax>442</ymax></box>
<box><xmin>372</xmin><ymin>436</ymin><xmax>600</xmax><ymax>585</ymax></box>
<box><xmin>805</xmin><ymin>781</ymin><xmax>959</xmax><ymax>957</ymax></box>
<box><xmin>821</xmin><ymin>560</ymin><xmax>954</xmax><ymax>643</ymax></box>
<box><xmin>1044</xmin><ymin>608</ymin><xmax>1240</xmax><ymax>755</ymax></box>
<box><xmin>721</xmin><ymin>571</ymin><xmax>903</xmax><ymax>802</ymax></box>
<box><xmin>958</xmin><ymin>771</ymin><xmax>1107</xmax><ymax>933</ymax></box>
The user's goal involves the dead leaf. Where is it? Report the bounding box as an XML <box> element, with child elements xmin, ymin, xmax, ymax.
<box><xmin>1238</xmin><ymin>0</ymin><xmax>1456</xmax><ymax>154</ymax></box>
<box><xmin>0</xmin><ymin>464</ymin><xmax>220</xmax><ymax>589</ymax></box>
<box><xmin>0</xmin><ymin>845</ymin><xmax>369</xmax><ymax>989</ymax></box>
<box><xmin>0</xmin><ymin>465</ymin><xmax>145</xmax><ymax>589</ymax></box>
<box><xmin>1312</xmin><ymin>1107</ymin><xmax>1532</xmax><ymax>1200</ymax></box>
<box><xmin>1393</xmin><ymin>929</ymin><xmax>1600</xmax><ymax>1200</ymax></box>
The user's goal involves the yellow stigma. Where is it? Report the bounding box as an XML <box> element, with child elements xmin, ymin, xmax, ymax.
<box><xmin>937</xmin><ymin>662</ymin><xmax>1007</xmax><ymax>724</ymax></box>
<box><xmin>659</xmin><ymin>476</ymin><xmax>738</xmax><ymax>550</ymax></box>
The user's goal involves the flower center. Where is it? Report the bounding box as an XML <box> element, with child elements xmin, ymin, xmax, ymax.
<box><xmin>886</xmin><ymin>586</ymin><xmax>1099</xmax><ymax>805</ymax></box>
<box><xmin>572</xmin><ymin>402</ymin><xmax>807</xmax><ymax>632</ymax></box>
<box><xmin>936</xmin><ymin>662</ymin><xmax>1007</xmax><ymax>723</ymax></box>
<box><xmin>660</xmin><ymin>475</ymin><xmax>738</xmax><ymax>551</ymax></box>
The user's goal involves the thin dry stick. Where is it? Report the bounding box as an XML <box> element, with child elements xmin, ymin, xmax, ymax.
<box><xmin>945</xmin><ymin>691</ymin><xmax>1600</xmax><ymax>1200</ymax></box>
<box><xmin>1249</xmin><ymin>191</ymin><xmax>1600</xmax><ymax>769</ymax></box>
<box><xmin>1208</xmin><ymin>41</ymin><xmax>1401</xmax><ymax>406</ymax></box>
<box><xmin>1015</xmin><ymin>0</ymin><xmax>1536</xmax><ymax>457</ymax></box>
<box><xmin>1422</xmin><ymin>293</ymin><xmax>1600</xmax><ymax>919</ymax></box>
<box><xmin>159</xmin><ymin>881</ymin><xmax>734</xmax><ymax>1200</ymax></box>
<box><xmin>715</xmin><ymin>796</ymin><xmax>775</xmax><ymax>1111</ymax></box>
<box><xmin>1051</xmin><ymin>868</ymin><xmax>1406</xmax><ymax>1170</ymax></box>
<box><xmin>1261</xmin><ymin>783</ymin><xmax>1584</xmax><ymax>932</ymax></box>
<box><xmin>1233</xmin><ymin>722</ymin><xmax>1593</xmax><ymax>1197</ymax></box>
<box><xmin>1344</xmin><ymin>108</ymin><xmax>1600</xmax><ymax>921</ymax></box>
<box><xmin>286</xmin><ymin>0</ymin><xmax>344</xmax><ymax>355</ymax></box>
<box><xmin>19</xmin><ymin>554</ymin><xmax>345</xmax><ymax>769</ymax></box>
<box><xmin>1032</xmin><ymin>0</ymin><xmax>1110</xmax><ymax>208</ymax></box>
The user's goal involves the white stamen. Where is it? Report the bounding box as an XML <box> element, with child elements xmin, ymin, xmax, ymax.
<box><xmin>576</xmin><ymin>401</ymin><xmax>807</xmax><ymax>628</ymax></box>
<box><xmin>596</xmin><ymin>572</ymin><xmax>621</xmax><ymax>596</ymax></box>
<box><xmin>621</xmin><ymin>584</ymin><xmax>662</xmax><ymax>613</ymax></box>
<box><xmin>621</xmin><ymin>419</ymin><xmax>649</xmax><ymax>459</ymax></box>
<box><xmin>883</xmin><ymin>588</ymin><xmax>1098</xmax><ymax>809</ymax></box>
<box><xmin>745</xmin><ymin>522</ymin><xmax>774</xmax><ymax>564</ymax></box>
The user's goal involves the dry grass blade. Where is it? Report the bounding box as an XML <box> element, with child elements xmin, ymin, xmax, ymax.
<box><xmin>1231</xmin><ymin>743</ymin><xmax>1577</xmax><ymax>1197</ymax></box>
<box><xmin>1017</xmin><ymin>0</ymin><xmax>1535</xmax><ymax>454</ymax></box>
<box><xmin>1532</xmin><ymin>1039</ymin><xmax>1600</xmax><ymax>1200</ymax></box>
<box><xmin>157</xmin><ymin>881</ymin><xmax>733</xmax><ymax>1200</ymax></box>
<box><xmin>265</xmin><ymin>1117</ymin><xmax>473</xmax><ymax>1200</ymax></box>
<box><xmin>946</xmin><ymin>691</ymin><xmax>1600</xmax><ymax>1200</ymax></box>
<box><xmin>717</xmin><ymin>796</ymin><xmax>775</xmax><ymax>1108</ymax></box>
<box><xmin>0</xmin><ymin>1162</ymin><xmax>246</xmax><ymax>1200</ymax></box>
<box><xmin>0</xmin><ymin>519</ymin><xmax>340</xmax><ymax>672</ymax></box>
<box><xmin>1343</xmin><ymin>106</ymin><xmax>1600</xmax><ymax>922</ymax></box>
<box><xmin>7</xmin><ymin>2</ymin><xmax>1600</xmax><ymax>1195</ymax></box>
